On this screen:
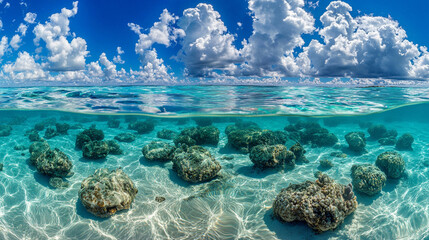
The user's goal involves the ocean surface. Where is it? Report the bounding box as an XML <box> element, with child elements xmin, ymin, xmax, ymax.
<box><xmin>0</xmin><ymin>86</ymin><xmax>428</xmax><ymax>240</ymax></box>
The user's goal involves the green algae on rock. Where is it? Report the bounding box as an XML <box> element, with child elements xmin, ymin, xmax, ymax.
<box><xmin>114</xmin><ymin>132</ymin><xmax>136</xmax><ymax>143</ymax></box>
<box><xmin>345</xmin><ymin>132</ymin><xmax>366</xmax><ymax>153</ymax></box>
<box><xmin>289</xmin><ymin>142</ymin><xmax>308</xmax><ymax>163</ymax></box>
<box><xmin>249</xmin><ymin>144</ymin><xmax>295</xmax><ymax>169</ymax></box>
<box><xmin>142</xmin><ymin>141</ymin><xmax>175</xmax><ymax>161</ymax></box>
<box><xmin>82</xmin><ymin>140</ymin><xmax>110</xmax><ymax>159</ymax></box>
<box><xmin>75</xmin><ymin>126</ymin><xmax>105</xmax><ymax>149</ymax></box>
<box><xmin>106</xmin><ymin>140</ymin><xmax>123</xmax><ymax>155</ymax></box>
<box><xmin>376</xmin><ymin>151</ymin><xmax>405</xmax><ymax>179</ymax></box>
<box><xmin>351</xmin><ymin>164</ymin><xmax>386</xmax><ymax>196</ymax></box>
<box><xmin>29</xmin><ymin>140</ymin><xmax>51</xmax><ymax>165</ymax></box>
<box><xmin>396</xmin><ymin>133</ymin><xmax>414</xmax><ymax>151</ymax></box>
<box><xmin>157</xmin><ymin>129</ymin><xmax>178</xmax><ymax>140</ymax></box>
<box><xmin>174</xmin><ymin>126</ymin><xmax>220</xmax><ymax>147</ymax></box>
<box><xmin>0</xmin><ymin>124</ymin><xmax>12</xmax><ymax>137</ymax></box>
<box><xmin>36</xmin><ymin>148</ymin><xmax>73</xmax><ymax>178</ymax></box>
<box><xmin>172</xmin><ymin>145</ymin><xmax>221</xmax><ymax>183</ymax></box>
<box><xmin>319</xmin><ymin>159</ymin><xmax>334</xmax><ymax>169</ymax></box>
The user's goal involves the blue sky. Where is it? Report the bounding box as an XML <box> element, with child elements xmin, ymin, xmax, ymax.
<box><xmin>0</xmin><ymin>0</ymin><xmax>428</xmax><ymax>85</ymax></box>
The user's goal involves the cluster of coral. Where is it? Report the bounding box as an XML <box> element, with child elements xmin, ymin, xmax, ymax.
<box><xmin>226</xmin><ymin>121</ymin><xmax>287</xmax><ymax>153</ymax></box>
<box><xmin>284</xmin><ymin>121</ymin><xmax>338</xmax><ymax>147</ymax></box>
<box><xmin>142</xmin><ymin>125</ymin><xmax>223</xmax><ymax>182</ymax></box>
<box><xmin>350</xmin><ymin>151</ymin><xmax>405</xmax><ymax>196</ymax></box>
<box><xmin>75</xmin><ymin>125</ymin><xmax>122</xmax><ymax>159</ymax></box>
<box><xmin>28</xmin><ymin>140</ymin><xmax>73</xmax><ymax>188</ymax></box>
<box><xmin>366</xmin><ymin>124</ymin><xmax>414</xmax><ymax>150</ymax></box>
<box><xmin>174</xmin><ymin>126</ymin><xmax>220</xmax><ymax>146</ymax></box>
<box><xmin>26</xmin><ymin>118</ymin><xmax>71</xmax><ymax>141</ymax></box>
<box><xmin>5</xmin><ymin>114</ymin><xmax>414</xmax><ymax>227</ymax></box>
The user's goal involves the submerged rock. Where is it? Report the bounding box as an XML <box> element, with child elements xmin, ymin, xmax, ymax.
<box><xmin>36</xmin><ymin>148</ymin><xmax>73</xmax><ymax>177</ymax></box>
<box><xmin>29</xmin><ymin>140</ymin><xmax>50</xmax><ymax>165</ymax></box>
<box><xmin>273</xmin><ymin>173</ymin><xmax>357</xmax><ymax>233</ymax></box>
<box><xmin>225</xmin><ymin>121</ymin><xmax>260</xmax><ymax>135</ymax></box>
<box><xmin>227</xmin><ymin>128</ymin><xmax>287</xmax><ymax>153</ymax></box>
<box><xmin>319</xmin><ymin>159</ymin><xmax>334</xmax><ymax>169</ymax></box>
<box><xmin>376</xmin><ymin>151</ymin><xmax>405</xmax><ymax>179</ymax></box>
<box><xmin>79</xmin><ymin>168</ymin><xmax>138</xmax><ymax>218</ymax></box>
<box><xmin>157</xmin><ymin>129</ymin><xmax>178</xmax><ymax>140</ymax></box>
<box><xmin>302</xmin><ymin>128</ymin><xmax>338</xmax><ymax>147</ymax></box>
<box><xmin>0</xmin><ymin>124</ymin><xmax>12</xmax><ymax>137</ymax></box>
<box><xmin>378</xmin><ymin>137</ymin><xmax>396</xmax><ymax>146</ymax></box>
<box><xmin>106</xmin><ymin>140</ymin><xmax>123</xmax><ymax>155</ymax></box>
<box><xmin>285</xmin><ymin>121</ymin><xmax>338</xmax><ymax>147</ymax></box>
<box><xmin>367</xmin><ymin>125</ymin><xmax>387</xmax><ymax>139</ymax></box>
<box><xmin>75</xmin><ymin>126</ymin><xmax>105</xmax><ymax>149</ymax></box>
<box><xmin>128</xmin><ymin>120</ymin><xmax>155</xmax><ymax>134</ymax></box>
<box><xmin>55</xmin><ymin>123</ymin><xmax>70</xmax><ymax>135</ymax></box>
<box><xmin>174</xmin><ymin>126</ymin><xmax>220</xmax><ymax>147</ymax></box>
<box><xmin>173</xmin><ymin>145</ymin><xmax>221</xmax><ymax>183</ymax></box>
<box><xmin>0</xmin><ymin>163</ymin><xmax>3</xmax><ymax>171</ymax></box>
<box><xmin>114</xmin><ymin>133</ymin><xmax>136</xmax><ymax>143</ymax></box>
<box><xmin>28</xmin><ymin>130</ymin><xmax>41</xmax><ymax>142</ymax></box>
<box><xmin>289</xmin><ymin>142</ymin><xmax>308</xmax><ymax>163</ymax></box>
<box><xmin>34</xmin><ymin>122</ymin><xmax>46</xmax><ymax>131</ymax></box>
<box><xmin>351</xmin><ymin>164</ymin><xmax>386</xmax><ymax>196</ymax></box>
<box><xmin>249</xmin><ymin>144</ymin><xmax>295</xmax><ymax>169</ymax></box>
<box><xmin>44</xmin><ymin>127</ymin><xmax>57</xmax><ymax>139</ymax></box>
<box><xmin>173</xmin><ymin>135</ymin><xmax>196</xmax><ymax>147</ymax></box>
<box><xmin>49</xmin><ymin>177</ymin><xmax>70</xmax><ymax>189</ymax></box>
<box><xmin>396</xmin><ymin>133</ymin><xmax>414</xmax><ymax>151</ymax></box>
<box><xmin>142</xmin><ymin>141</ymin><xmax>175</xmax><ymax>161</ymax></box>
<box><xmin>345</xmin><ymin>132</ymin><xmax>366</xmax><ymax>153</ymax></box>
<box><xmin>107</xmin><ymin>119</ymin><xmax>120</xmax><ymax>128</ymax></box>
<box><xmin>82</xmin><ymin>140</ymin><xmax>110</xmax><ymax>159</ymax></box>
<box><xmin>367</xmin><ymin>125</ymin><xmax>397</xmax><ymax>140</ymax></box>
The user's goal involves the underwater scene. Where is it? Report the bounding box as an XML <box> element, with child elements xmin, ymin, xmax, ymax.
<box><xmin>0</xmin><ymin>86</ymin><xmax>428</xmax><ymax>240</ymax></box>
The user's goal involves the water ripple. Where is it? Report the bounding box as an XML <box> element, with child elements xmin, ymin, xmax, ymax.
<box><xmin>0</xmin><ymin>86</ymin><xmax>429</xmax><ymax>116</ymax></box>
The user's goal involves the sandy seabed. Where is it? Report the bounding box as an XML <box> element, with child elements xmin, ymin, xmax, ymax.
<box><xmin>0</xmin><ymin>110</ymin><xmax>428</xmax><ymax>240</ymax></box>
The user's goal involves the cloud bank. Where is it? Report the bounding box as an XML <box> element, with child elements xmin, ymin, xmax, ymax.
<box><xmin>0</xmin><ymin>0</ymin><xmax>428</xmax><ymax>85</ymax></box>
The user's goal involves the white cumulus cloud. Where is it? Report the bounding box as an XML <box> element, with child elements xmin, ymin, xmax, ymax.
<box><xmin>9</xmin><ymin>34</ymin><xmax>22</xmax><ymax>50</ymax></box>
<box><xmin>113</xmin><ymin>46</ymin><xmax>125</xmax><ymax>64</ymax></box>
<box><xmin>177</xmin><ymin>3</ymin><xmax>241</xmax><ymax>76</ymax></box>
<box><xmin>17</xmin><ymin>23</ymin><xmax>28</xmax><ymax>35</ymax></box>
<box><xmin>99</xmin><ymin>52</ymin><xmax>117</xmax><ymax>79</ymax></box>
<box><xmin>24</xmin><ymin>12</ymin><xmax>37</xmax><ymax>24</ymax></box>
<box><xmin>128</xmin><ymin>9</ymin><xmax>184</xmax><ymax>54</ymax></box>
<box><xmin>33</xmin><ymin>1</ymin><xmax>89</xmax><ymax>71</ymax></box>
<box><xmin>299</xmin><ymin>1</ymin><xmax>421</xmax><ymax>78</ymax></box>
<box><xmin>2</xmin><ymin>51</ymin><xmax>47</xmax><ymax>80</ymax></box>
<box><xmin>240</xmin><ymin>0</ymin><xmax>315</xmax><ymax>76</ymax></box>
<box><xmin>410</xmin><ymin>47</ymin><xmax>429</xmax><ymax>78</ymax></box>
<box><xmin>0</xmin><ymin>36</ymin><xmax>8</xmax><ymax>59</ymax></box>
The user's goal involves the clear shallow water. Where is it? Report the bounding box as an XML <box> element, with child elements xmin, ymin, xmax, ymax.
<box><xmin>0</xmin><ymin>86</ymin><xmax>428</xmax><ymax>240</ymax></box>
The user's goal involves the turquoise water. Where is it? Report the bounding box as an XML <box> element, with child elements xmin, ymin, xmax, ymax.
<box><xmin>0</xmin><ymin>86</ymin><xmax>428</xmax><ymax>240</ymax></box>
